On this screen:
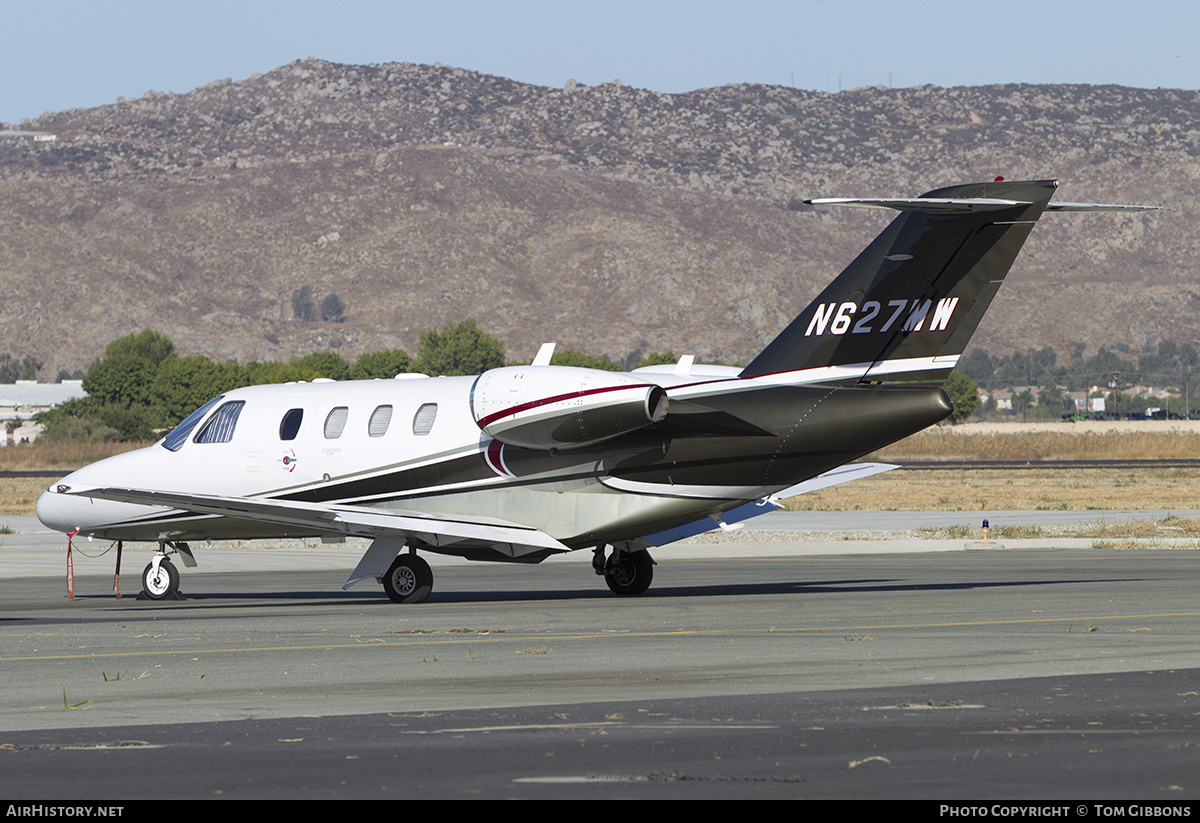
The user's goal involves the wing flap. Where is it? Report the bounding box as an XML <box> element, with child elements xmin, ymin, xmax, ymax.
<box><xmin>70</xmin><ymin>486</ymin><xmax>570</xmax><ymax>555</ymax></box>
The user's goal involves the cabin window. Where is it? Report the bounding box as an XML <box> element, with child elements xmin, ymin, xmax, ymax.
<box><xmin>193</xmin><ymin>401</ymin><xmax>245</xmax><ymax>444</ymax></box>
<box><xmin>324</xmin><ymin>407</ymin><xmax>348</xmax><ymax>439</ymax></box>
<box><xmin>368</xmin><ymin>405</ymin><xmax>393</xmax><ymax>438</ymax></box>
<box><xmin>279</xmin><ymin>409</ymin><xmax>304</xmax><ymax>441</ymax></box>
<box><xmin>162</xmin><ymin>395</ymin><xmax>225</xmax><ymax>452</ymax></box>
<box><xmin>412</xmin><ymin>403</ymin><xmax>437</xmax><ymax>436</ymax></box>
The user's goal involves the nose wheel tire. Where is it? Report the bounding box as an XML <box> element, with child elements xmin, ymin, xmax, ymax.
<box><xmin>382</xmin><ymin>554</ymin><xmax>433</xmax><ymax>604</ymax></box>
<box><xmin>142</xmin><ymin>558</ymin><xmax>180</xmax><ymax>600</ymax></box>
<box><xmin>604</xmin><ymin>550</ymin><xmax>654</xmax><ymax>596</ymax></box>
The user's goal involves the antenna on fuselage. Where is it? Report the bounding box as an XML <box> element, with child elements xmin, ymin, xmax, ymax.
<box><xmin>532</xmin><ymin>343</ymin><xmax>556</xmax><ymax>366</ymax></box>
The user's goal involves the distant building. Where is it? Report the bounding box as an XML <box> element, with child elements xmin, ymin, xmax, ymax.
<box><xmin>0</xmin><ymin>381</ymin><xmax>87</xmax><ymax>444</ymax></box>
<box><xmin>980</xmin><ymin>388</ymin><xmax>1013</xmax><ymax>411</ymax></box>
<box><xmin>0</xmin><ymin>130</ymin><xmax>57</xmax><ymax>141</ymax></box>
<box><xmin>8</xmin><ymin>423</ymin><xmax>42</xmax><ymax>445</ymax></box>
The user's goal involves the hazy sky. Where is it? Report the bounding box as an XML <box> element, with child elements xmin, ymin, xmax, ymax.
<box><xmin>3</xmin><ymin>0</ymin><xmax>1197</xmax><ymax>125</ymax></box>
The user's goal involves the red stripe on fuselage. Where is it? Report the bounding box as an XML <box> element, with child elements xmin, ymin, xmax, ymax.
<box><xmin>475</xmin><ymin>383</ymin><xmax>645</xmax><ymax>430</ymax></box>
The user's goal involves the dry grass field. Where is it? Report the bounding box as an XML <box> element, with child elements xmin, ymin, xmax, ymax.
<box><xmin>0</xmin><ymin>440</ymin><xmax>147</xmax><ymax>473</ymax></box>
<box><xmin>785</xmin><ymin>466</ymin><xmax>1200</xmax><ymax>512</ymax></box>
<box><xmin>0</xmin><ymin>477</ymin><xmax>53</xmax><ymax>517</ymax></box>
<box><xmin>0</xmin><ymin>440</ymin><xmax>148</xmax><ymax>517</ymax></box>
<box><xmin>868</xmin><ymin>422</ymin><xmax>1200</xmax><ymax>462</ymax></box>
<box><xmin>794</xmin><ymin>423</ymin><xmax>1200</xmax><ymax>513</ymax></box>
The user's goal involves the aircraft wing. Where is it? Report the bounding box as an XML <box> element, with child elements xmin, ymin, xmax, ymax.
<box><xmin>640</xmin><ymin>462</ymin><xmax>898</xmax><ymax>546</ymax></box>
<box><xmin>766</xmin><ymin>461</ymin><xmax>899</xmax><ymax>499</ymax></box>
<box><xmin>70</xmin><ymin>486</ymin><xmax>571</xmax><ymax>557</ymax></box>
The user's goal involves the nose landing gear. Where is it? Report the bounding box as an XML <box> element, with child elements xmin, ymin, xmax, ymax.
<box><xmin>140</xmin><ymin>542</ymin><xmax>189</xmax><ymax>600</ymax></box>
<box><xmin>142</xmin><ymin>556</ymin><xmax>180</xmax><ymax>600</ymax></box>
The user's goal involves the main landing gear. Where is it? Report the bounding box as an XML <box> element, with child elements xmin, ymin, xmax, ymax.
<box><xmin>593</xmin><ymin>546</ymin><xmax>655</xmax><ymax>596</ymax></box>
<box><xmin>356</xmin><ymin>540</ymin><xmax>656</xmax><ymax>605</ymax></box>
<box><xmin>382</xmin><ymin>552</ymin><xmax>433</xmax><ymax>604</ymax></box>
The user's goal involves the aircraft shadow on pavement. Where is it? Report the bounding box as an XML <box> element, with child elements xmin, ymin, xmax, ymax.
<box><xmin>43</xmin><ymin>574</ymin><xmax>1143</xmax><ymax>610</ymax></box>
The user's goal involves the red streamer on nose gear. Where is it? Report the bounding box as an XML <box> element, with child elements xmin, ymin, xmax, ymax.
<box><xmin>114</xmin><ymin>540</ymin><xmax>123</xmax><ymax>598</ymax></box>
<box><xmin>66</xmin><ymin>527</ymin><xmax>79</xmax><ymax>600</ymax></box>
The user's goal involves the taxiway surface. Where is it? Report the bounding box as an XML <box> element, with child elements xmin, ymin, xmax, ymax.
<box><xmin>2</xmin><ymin>513</ymin><xmax>1199</xmax><ymax>798</ymax></box>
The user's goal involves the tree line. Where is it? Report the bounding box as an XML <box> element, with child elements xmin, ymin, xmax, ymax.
<box><xmin>0</xmin><ymin>353</ymin><xmax>43</xmax><ymax>383</ymax></box>
<box><xmin>960</xmin><ymin>340</ymin><xmax>1198</xmax><ymax>392</ymax></box>
<box><xmin>961</xmin><ymin>339</ymin><xmax>1200</xmax><ymax>419</ymax></box>
<box><xmin>33</xmin><ymin>329</ymin><xmax>1196</xmax><ymax>436</ymax></box>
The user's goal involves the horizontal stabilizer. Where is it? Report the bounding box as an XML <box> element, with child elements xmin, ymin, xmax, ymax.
<box><xmin>808</xmin><ymin>200</ymin><xmax>1160</xmax><ymax>214</ymax></box>
<box><xmin>1044</xmin><ymin>202</ymin><xmax>1160</xmax><ymax>212</ymax></box>
<box><xmin>806</xmin><ymin>197</ymin><xmax>1033</xmax><ymax>213</ymax></box>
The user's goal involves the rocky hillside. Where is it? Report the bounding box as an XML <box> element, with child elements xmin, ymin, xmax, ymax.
<box><xmin>0</xmin><ymin>59</ymin><xmax>1191</xmax><ymax>377</ymax></box>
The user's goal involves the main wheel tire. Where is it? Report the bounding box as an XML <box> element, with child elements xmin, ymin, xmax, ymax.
<box><xmin>142</xmin><ymin>558</ymin><xmax>180</xmax><ymax>600</ymax></box>
<box><xmin>604</xmin><ymin>550</ymin><xmax>654</xmax><ymax>596</ymax></box>
<box><xmin>382</xmin><ymin>554</ymin><xmax>433</xmax><ymax>604</ymax></box>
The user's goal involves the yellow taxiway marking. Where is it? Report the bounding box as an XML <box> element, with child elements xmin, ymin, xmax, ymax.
<box><xmin>4</xmin><ymin>611</ymin><xmax>1200</xmax><ymax>663</ymax></box>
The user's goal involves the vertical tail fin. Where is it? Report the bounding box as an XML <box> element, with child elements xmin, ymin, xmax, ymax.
<box><xmin>740</xmin><ymin>179</ymin><xmax>1060</xmax><ymax>382</ymax></box>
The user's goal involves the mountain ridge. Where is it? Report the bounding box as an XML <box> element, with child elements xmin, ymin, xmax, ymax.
<box><xmin>0</xmin><ymin>59</ymin><xmax>1186</xmax><ymax>377</ymax></box>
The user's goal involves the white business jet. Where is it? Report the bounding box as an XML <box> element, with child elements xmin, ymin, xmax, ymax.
<box><xmin>36</xmin><ymin>179</ymin><xmax>1155</xmax><ymax>602</ymax></box>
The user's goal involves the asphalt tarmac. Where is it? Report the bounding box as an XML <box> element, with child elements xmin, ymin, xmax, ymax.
<box><xmin>2</xmin><ymin>511</ymin><xmax>1199</xmax><ymax>800</ymax></box>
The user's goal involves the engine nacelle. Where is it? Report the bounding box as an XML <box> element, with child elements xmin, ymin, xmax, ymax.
<box><xmin>471</xmin><ymin>366</ymin><xmax>669</xmax><ymax>450</ymax></box>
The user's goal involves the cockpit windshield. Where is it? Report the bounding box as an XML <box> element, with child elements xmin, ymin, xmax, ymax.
<box><xmin>161</xmin><ymin>395</ymin><xmax>225</xmax><ymax>451</ymax></box>
<box><xmin>194</xmin><ymin>401</ymin><xmax>245</xmax><ymax>444</ymax></box>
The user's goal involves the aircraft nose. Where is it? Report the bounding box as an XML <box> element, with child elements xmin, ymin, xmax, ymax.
<box><xmin>35</xmin><ymin>449</ymin><xmax>167</xmax><ymax>539</ymax></box>
<box><xmin>37</xmin><ymin>486</ymin><xmax>76</xmax><ymax>534</ymax></box>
